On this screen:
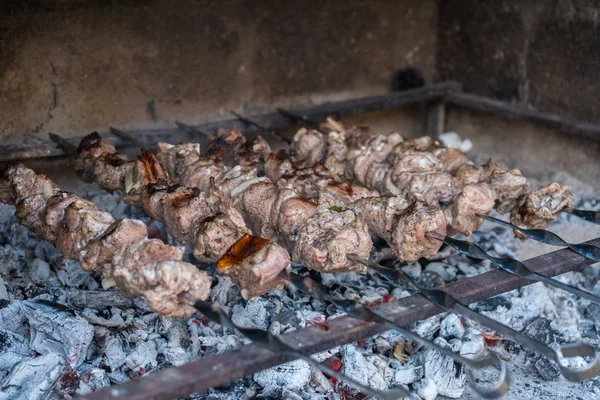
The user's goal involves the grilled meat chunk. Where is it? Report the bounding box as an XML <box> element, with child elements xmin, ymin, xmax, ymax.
<box><xmin>217</xmin><ymin>234</ymin><xmax>290</xmax><ymax>299</ymax></box>
<box><xmin>350</xmin><ymin>196</ymin><xmax>410</xmax><ymax>243</ymax></box>
<box><xmin>236</xmin><ymin>136</ymin><xmax>272</xmax><ymax>167</ymax></box>
<box><xmin>391</xmin><ymin>201</ymin><xmax>447</xmax><ymax>263</ymax></box>
<box><xmin>293</xmin><ymin>206</ymin><xmax>372</xmax><ymax>273</ymax></box>
<box><xmin>406</xmin><ymin>172</ymin><xmax>460</xmax><ymax>205</ymax></box>
<box><xmin>346</xmin><ymin>133</ymin><xmax>403</xmax><ymax>185</ymax></box>
<box><xmin>488</xmin><ymin>168</ymin><xmax>530</xmax><ymax>214</ymax></box>
<box><xmin>75</xmin><ymin>132</ymin><xmax>133</xmax><ymax>192</ymax></box>
<box><xmin>193</xmin><ymin>208</ymin><xmax>251</xmax><ymax>262</ymax></box>
<box><xmin>510</xmin><ymin>182</ymin><xmax>572</xmax><ymax>234</ymax></box>
<box><xmin>291</xmin><ymin>128</ymin><xmax>326</xmax><ymax>167</ymax></box>
<box><xmin>264</xmin><ymin>151</ymin><xmax>294</xmax><ymax>182</ymax></box>
<box><xmin>389</xmin><ymin>151</ymin><xmax>443</xmax><ymax>190</ymax></box>
<box><xmin>433</xmin><ymin>147</ymin><xmax>470</xmax><ymax>173</ymax></box>
<box><xmin>448</xmin><ymin>183</ymin><xmax>497</xmax><ymax>235</ymax></box>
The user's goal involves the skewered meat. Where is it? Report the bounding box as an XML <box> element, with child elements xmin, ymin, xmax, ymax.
<box><xmin>293</xmin><ymin>206</ymin><xmax>371</xmax><ymax>273</ymax></box>
<box><xmin>391</xmin><ymin>202</ymin><xmax>447</xmax><ymax>263</ymax></box>
<box><xmin>324</xmin><ymin>129</ymin><xmax>349</xmax><ymax>182</ymax></box>
<box><xmin>75</xmin><ymin>132</ymin><xmax>133</xmax><ymax>192</ymax></box>
<box><xmin>291</xmin><ymin>128</ymin><xmax>326</xmax><ymax>167</ymax></box>
<box><xmin>433</xmin><ymin>147</ymin><xmax>470</xmax><ymax>173</ymax></box>
<box><xmin>389</xmin><ymin>151</ymin><xmax>443</xmax><ymax>190</ymax></box>
<box><xmin>347</xmin><ymin>133</ymin><xmax>403</xmax><ymax>186</ymax></box>
<box><xmin>510</xmin><ymin>183</ymin><xmax>573</xmax><ymax>235</ymax></box>
<box><xmin>448</xmin><ymin>184</ymin><xmax>497</xmax><ymax>235</ymax></box>
<box><xmin>264</xmin><ymin>151</ymin><xmax>294</xmax><ymax>182</ymax></box>
<box><xmin>406</xmin><ymin>172</ymin><xmax>460</xmax><ymax>206</ymax></box>
<box><xmin>207</xmin><ymin>128</ymin><xmax>246</xmax><ymax>157</ymax></box>
<box><xmin>454</xmin><ymin>164</ymin><xmax>484</xmax><ymax>186</ymax></box>
<box><xmin>217</xmin><ymin>234</ymin><xmax>289</xmax><ymax>299</ymax></box>
<box><xmin>488</xmin><ymin>168</ymin><xmax>530</xmax><ymax>214</ymax></box>
<box><xmin>236</xmin><ymin>136</ymin><xmax>272</xmax><ymax>167</ymax></box>
<box><xmin>77</xmin><ymin>134</ymin><xmax>291</xmax><ymax>298</ymax></box>
<box><xmin>390</xmin><ymin>136</ymin><xmax>434</xmax><ymax>155</ymax></box>
<box><xmin>350</xmin><ymin>196</ymin><xmax>410</xmax><ymax>242</ymax></box>
<box><xmin>1</xmin><ymin>164</ymin><xmax>211</xmax><ymax>317</ymax></box>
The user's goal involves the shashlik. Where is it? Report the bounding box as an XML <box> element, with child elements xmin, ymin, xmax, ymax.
<box><xmin>0</xmin><ymin>164</ymin><xmax>211</xmax><ymax>317</ymax></box>
<box><xmin>76</xmin><ymin>133</ymin><xmax>291</xmax><ymax>298</ymax></box>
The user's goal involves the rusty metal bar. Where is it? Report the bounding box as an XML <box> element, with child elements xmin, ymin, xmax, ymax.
<box><xmin>0</xmin><ymin>81</ymin><xmax>461</xmax><ymax>163</ymax></box>
<box><xmin>446</xmin><ymin>92</ymin><xmax>600</xmax><ymax>142</ymax></box>
<box><xmin>81</xmin><ymin>237</ymin><xmax>600</xmax><ymax>400</ymax></box>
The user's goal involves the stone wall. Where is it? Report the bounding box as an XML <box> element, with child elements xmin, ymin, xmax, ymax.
<box><xmin>0</xmin><ymin>0</ymin><xmax>438</xmax><ymax>141</ymax></box>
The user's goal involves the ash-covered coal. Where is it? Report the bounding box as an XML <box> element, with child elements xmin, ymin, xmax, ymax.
<box><xmin>0</xmin><ymin>185</ymin><xmax>599</xmax><ymax>400</ymax></box>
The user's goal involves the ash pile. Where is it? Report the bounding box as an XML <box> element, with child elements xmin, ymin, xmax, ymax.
<box><xmin>0</xmin><ymin>188</ymin><xmax>600</xmax><ymax>400</ymax></box>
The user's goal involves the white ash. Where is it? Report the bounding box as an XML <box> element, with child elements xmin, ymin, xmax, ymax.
<box><xmin>0</xmin><ymin>184</ymin><xmax>599</xmax><ymax>400</ymax></box>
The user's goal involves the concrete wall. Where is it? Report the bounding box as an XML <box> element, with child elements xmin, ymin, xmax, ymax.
<box><xmin>0</xmin><ymin>0</ymin><xmax>438</xmax><ymax>142</ymax></box>
<box><xmin>438</xmin><ymin>0</ymin><xmax>600</xmax><ymax>122</ymax></box>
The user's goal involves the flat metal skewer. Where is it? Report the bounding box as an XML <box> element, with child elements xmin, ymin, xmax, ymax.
<box><xmin>175</xmin><ymin>121</ymin><xmax>212</xmax><ymax>137</ymax></box>
<box><xmin>109</xmin><ymin>127</ymin><xmax>143</xmax><ymax>146</ymax></box>
<box><xmin>276</xmin><ymin>108</ymin><xmax>323</xmax><ymax>130</ymax></box>
<box><xmin>426</xmin><ymin>232</ymin><xmax>600</xmax><ymax>305</ymax></box>
<box><xmin>231</xmin><ymin>111</ymin><xmax>292</xmax><ymax>144</ymax></box>
<box><xmin>563</xmin><ymin>207</ymin><xmax>600</xmax><ymax>225</ymax></box>
<box><xmin>48</xmin><ymin>133</ymin><xmax>78</xmax><ymax>155</ymax></box>
<box><xmin>284</xmin><ymin>272</ymin><xmax>510</xmax><ymax>398</ymax></box>
<box><xmin>188</xmin><ymin>297</ymin><xmax>413</xmax><ymax>400</ymax></box>
<box><xmin>479</xmin><ymin>214</ymin><xmax>600</xmax><ymax>262</ymax></box>
<box><xmin>349</xmin><ymin>255</ymin><xmax>600</xmax><ymax>383</ymax></box>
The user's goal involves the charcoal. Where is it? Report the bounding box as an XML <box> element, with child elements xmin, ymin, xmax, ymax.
<box><xmin>418</xmin><ymin>270</ymin><xmax>444</xmax><ymax>288</ymax></box>
<box><xmin>585</xmin><ymin>303</ymin><xmax>600</xmax><ymax>325</ymax></box>
<box><xmin>413</xmin><ymin>377</ymin><xmax>438</xmax><ymax>400</ymax></box>
<box><xmin>210</xmin><ymin>276</ymin><xmax>239</xmax><ymax>306</ymax></box>
<box><xmin>0</xmin><ymin>330</ymin><xmax>29</xmax><ymax>371</ymax></box>
<box><xmin>459</xmin><ymin>328</ymin><xmax>485</xmax><ymax>359</ymax></box>
<box><xmin>270</xmin><ymin>311</ymin><xmax>304</xmax><ymax>334</ymax></box>
<box><xmin>340</xmin><ymin>344</ymin><xmax>388</xmax><ymax>390</ymax></box>
<box><xmin>55</xmin><ymin>259</ymin><xmax>98</xmax><ymax>289</ymax></box>
<box><xmin>76</xmin><ymin>367</ymin><xmax>110</xmax><ymax>395</ymax></box>
<box><xmin>66</xmin><ymin>290</ymin><xmax>134</xmax><ymax>310</ymax></box>
<box><xmin>21</xmin><ymin>300</ymin><xmax>93</xmax><ymax>368</ymax></box>
<box><xmin>0</xmin><ymin>278</ymin><xmax>8</xmax><ymax>301</ymax></box>
<box><xmin>103</xmin><ymin>336</ymin><xmax>127</xmax><ymax>371</ymax></box>
<box><xmin>125</xmin><ymin>340</ymin><xmax>158</xmax><ymax>371</ymax></box>
<box><xmin>423</xmin><ymin>337</ymin><xmax>466</xmax><ymax>398</ymax></box>
<box><xmin>82</xmin><ymin>308</ymin><xmax>125</xmax><ymax>327</ymax></box>
<box><xmin>231</xmin><ymin>298</ymin><xmax>273</xmax><ymax>330</ymax></box>
<box><xmin>412</xmin><ymin>314</ymin><xmax>441</xmax><ymax>339</ymax></box>
<box><xmin>534</xmin><ymin>357</ymin><xmax>560</xmax><ymax>381</ymax></box>
<box><xmin>164</xmin><ymin>321</ymin><xmax>193</xmax><ymax>366</ymax></box>
<box><xmin>253</xmin><ymin>359</ymin><xmax>311</xmax><ymax>391</ymax></box>
<box><xmin>578</xmin><ymin>321</ymin><xmax>598</xmax><ymax>339</ymax></box>
<box><xmin>424</xmin><ymin>262</ymin><xmax>457</xmax><ymax>282</ymax></box>
<box><xmin>473</xmin><ymin>295</ymin><xmax>512</xmax><ymax>312</ymax></box>
<box><xmin>310</xmin><ymin>370</ymin><xmax>334</xmax><ymax>393</ymax></box>
<box><xmin>1</xmin><ymin>352</ymin><xmax>65</xmax><ymax>400</ymax></box>
<box><xmin>198</xmin><ymin>335</ymin><xmax>244</xmax><ymax>354</ymax></box>
<box><xmin>440</xmin><ymin>314</ymin><xmax>465</xmax><ymax>339</ymax></box>
<box><xmin>387</xmin><ymin>365</ymin><xmax>423</xmax><ymax>386</ymax></box>
<box><xmin>521</xmin><ymin>317</ymin><xmax>555</xmax><ymax>344</ymax></box>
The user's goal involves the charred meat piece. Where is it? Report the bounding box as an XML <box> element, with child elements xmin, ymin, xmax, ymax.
<box><xmin>81</xmin><ymin>219</ymin><xmax>148</xmax><ymax>274</ymax></box>
<box><xmin>433</xmin><ymin>147</ymin><xmax>470</xmax><ymax>173</ymax></box>
<box><xmin>291</xmin><ymin>128</ymin><xmax>326</xmax><ymax>166</ymax></box>
<box><xmin>390</xmin><ymin>136</ymin><xmax>434</xmax><ymax>155</ymax></box>
<box><xmin>207</xmin><ymin>128</ymin><xmax>246</xmax><ymax>157</ymax></box>
<box><xmin>156</xmin><ymin>142</ymin><xmax>201</xmax><ymax>181</ymax></box>
<box><xmin>193</xmin><ymin>208</ymin><xmax>251</xmax><ymax>262</ymax></box>
<box><xmin>316</xmin><ymin>180</ymin><xmax>378</xmax><ymax>207</ymax></box>
<box><xmin>264</xmin><ymin>151</ymin><xmax>294</xmax><ymax>182</ymax></box>
<box><xmin>75</xmin><ymin>132</ymin><xmax>133</xmax><ymax>192</ymax></box>
<box><xmin>347</xmin><ymin>133</ymin><xmax>403</xmax><ymax>185</ymax></box>
<box><xmin>488</xmin><ymin>168</ymin><xmax>530</xmax><ymax>214</ymax></box>
<box><xmin>391</xmin><ymin>201</ymin><xmax>447</xmax><ymax>264</ymax></box>
<box><xmin>406</xmin><ymin>172</ymin><xmax>460</xmax><ymax>206</ymax></box>
<box><xmin>510</xmin><ymin>182</ymin><xmax>573</xmax><ymax>234</ymax></box>
<box><xmin>350</xmin><ymin>196</ymin><xmax>410</xmax><ymax>243</ymax></box>
<box><xmin>236</xmin><ymin>136</ymin><xmax>272</xmax><ymax>167</ymax></box>
<box><xmin>324</xmin><ymin>129</ymin><xmax>349</xmax><ymax>182</ymax></box>
<box><xmin>124</xmin><ymin>151</ymin><xmax>170</xmax><ymax>206</ymax></box>
<box><xmin>217</xmin><ymin>234</ymin><xmax>290</xmax><ymax>299</ymax></box>
<box><xmin>293</xmin><ymin>206</ymin><xmax>372</xmax><ymax>273</ymax></box>
<box><xmin>389</xmin><ymin>151</ymin><xmax>443</xmax><ymax>190</ymax></box>
<box><xmin>448</xmin><ymin>183</ymin><xmax>497</xmax><ymax>235</ymax></box>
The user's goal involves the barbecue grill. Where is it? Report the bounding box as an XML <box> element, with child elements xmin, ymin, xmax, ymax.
<box><xmin>2</xmin><ymin>2</ymin><xmax>600</xmax><ymax>400</ymax></box>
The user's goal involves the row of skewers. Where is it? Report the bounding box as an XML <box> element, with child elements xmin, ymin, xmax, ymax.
<box><xmin>5</xmin><ymin>111</ymin><xmax>600</xmax><ymax>398</ymax></box>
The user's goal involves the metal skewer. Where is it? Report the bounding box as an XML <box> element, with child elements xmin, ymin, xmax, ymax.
<box><xmin>175</xmin><ymin>121</ymin><xmax>212</xmax><ymax>137</ymax></box>
<box><xmin>349</xmin><ymin>255</ymin><xmax>600</xmax><ymax>383</ymax></box>
<box><xmin>479</xmin><ymin>214</ymin><xmax>600</xmax><ymax>262</ymax></box>
<box><xmin>188</xmin><ymin>296</ymin><xmax>413</xmax><ymax>400</ymax></box>
<box><xmin>276</xmin><ymin>108</ymin><xmax>323</xmax><ymax>131</ymax></box>
<box><xmin>284</xmin><ymin>272</ymin><xmax>510</xmax><ymax>398</ymax></box>
<box><xmin>48</xmin><ymin>133</ymin><xmax>78</xmax><ymax>155</ymax></box>
<box><xmin>109</xmin><ymin>127</ymin><xmax>143</xmax><ymax>146</ymax></box>
<box><xmin>231</xmin><ymin>111</ymin><xmax>292</xmax><ymax>144</ymax></box>
<box><xmin>563</xmin><ymin>207</ymin><xmax>600</xmax><ymax>225</ymax></box>
<box><xmin>426</xmin><ymin>232</ymin><xmax>600</xmax><ymax>305</ymax></box>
